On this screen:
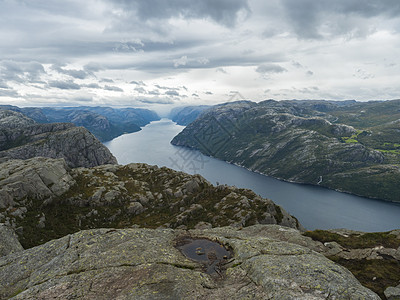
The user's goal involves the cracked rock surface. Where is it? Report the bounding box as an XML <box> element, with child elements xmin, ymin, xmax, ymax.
<box><xmin>0</xmin><ymin>225</ymin><xmax>379</xmax><ymax>299</ymax></box>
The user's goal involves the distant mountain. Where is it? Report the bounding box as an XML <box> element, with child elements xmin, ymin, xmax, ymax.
<box><xmin>0</xmin><ymin>105</ymin><xmax>160</xmax><ymax>142</ymax></box>
<box><xmin>78</xmin><ymin>106</ymin><xmax>159</xmax><ymax>127</ymax></box>
<box><xmin>169</xmin><ymin>105</ymin><xmax>211</xmax><ymax>125</ymax></box>
<box><xmin>172</xmin><ymin>99</ymin><xmax>400</xmax><ymax>202</ymax></box>
<box><xmin>0</xmin><ymin>110</ymin><xmax>117</xmax><ymax>168</ymax></box>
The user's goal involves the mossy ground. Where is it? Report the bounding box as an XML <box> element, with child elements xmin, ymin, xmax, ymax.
<box><xmin>9</xmin><ymin>164</ymin><xmax>292</xmax><ymax>249</ymax></box>
<box><xmin>303</xmin><ymin>229</ymin><xmax>400</xmax><ymax>249</ymax></box>
<box><xmin>329</xmin><ymin>257</ymin><xmax>400</xmax><ymax>300</ymax></box>
<box><xmin>304</xmin><ymin>229</ymin><xmax>400</xmax><ymax>299</ymax></box>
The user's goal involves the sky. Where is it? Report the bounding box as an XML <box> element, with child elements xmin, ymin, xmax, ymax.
<box><xmin>1</xmin><ymin>0</ymin><xmax>400</xmax><ymax>114</ymax></box>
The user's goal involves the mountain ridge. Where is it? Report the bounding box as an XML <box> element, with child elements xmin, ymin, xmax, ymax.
<box><xmin>0</xmin><ymin>105</ymin><xmax>160</xmax><ymax>142</ymax></box>
<box><xmin>171</xmin><ymin>99</ymin><xmax>400</xmax><ymax>202</ymax></box>
<box><xmin>0</xmin><ymin>110</ymin><xmax>117</xmax><ymax>168</ymax></box>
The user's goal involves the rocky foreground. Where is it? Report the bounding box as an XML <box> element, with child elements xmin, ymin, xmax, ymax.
<box><xmin>0</xmin><ymin>225</ymin><xmax>381</xmax><ymax>299</ymax></box>
<box><xmin>1</xmin><ymin>157</ymin><xmax>400</xmax><ymax>298</ymax></box>
<box><xmin>0</xmin><ymin>157</ymin><xmax>300</xmax><ymax>249</ymax></box>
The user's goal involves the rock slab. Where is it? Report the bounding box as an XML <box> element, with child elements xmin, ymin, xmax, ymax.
<box><xmin>0</xmin><ymin>225</ymin><xmax>379</xmax><ymax>299</ymax></box>
<box><xmin>0</xmin><ymin>224</ymin><xmax>23</xmax><ymax>257</ymax></box>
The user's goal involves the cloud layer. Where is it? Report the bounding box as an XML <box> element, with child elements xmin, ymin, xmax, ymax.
<box><xmin>1</xmin><ymin>0</ymin><xmax>400</xmax><ymax>110</ymax></box>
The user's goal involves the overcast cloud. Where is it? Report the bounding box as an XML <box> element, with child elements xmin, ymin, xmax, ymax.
<box><xmin>1</xmin><ymin>0</ymin><xmax>400</xmax><ymax>111</ymax></box>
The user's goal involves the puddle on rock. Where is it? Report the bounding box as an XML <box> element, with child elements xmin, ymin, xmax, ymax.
<box><xmin>176</xmin><ymin>237</ymin><xmax>232</xmax><ymax>276</ymax></box>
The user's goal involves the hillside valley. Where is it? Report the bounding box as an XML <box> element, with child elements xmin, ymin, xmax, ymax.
<box><xmin>0</xmin><ymin>104</ymin><xmax>400</xmax><ymax>298</ymax></box>
<box><xmin>0</xmin><ymin>105</ymin><xmax>160</xmax><ymax>142</ymax></box>
<box><xmin>172</xmin><ymin>99</ymin><xmax>400</xmax><ymax>203</ymax></box>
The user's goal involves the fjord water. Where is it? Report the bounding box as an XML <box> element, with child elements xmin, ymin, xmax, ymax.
<box><xmin>104</xmin><ymin>119</ymin><xmax>400</xmax><ymax>231</ymax></box>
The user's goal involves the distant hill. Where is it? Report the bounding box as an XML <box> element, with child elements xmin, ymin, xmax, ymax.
<box><xmin>0</xmin><ymin>110</ymin><xmax>117</xmax><ymax>168</ymax></box>
<box><xmin>169</xmin><ymin>105</ymin><xmax>211</xmax><ymax>125</ymax></box>
<box><xmin>172</xmin><ymin>99</ymin><xmax>400</xmax><ymax>202</ymax></box>
<box><xmin>0</xmin><ymin>105</ymin><xmax>160</xmax><ymax>142</ymax></box>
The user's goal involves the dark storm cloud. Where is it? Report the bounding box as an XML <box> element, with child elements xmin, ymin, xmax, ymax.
<box><xmin>281</xmin><ymin>0</ymin><xmax>400</xmax><ymax>39</ymax></box>
<box><xmin>48</xmin><ymin>80</ymin><xmax>81</xmax><ymax>90</ymax></box>
<box><xmin>1</xmin><ymin>0</ymin><xmax>400</xmax><ymax>105</ymax></box>
<box><xmin>110</xmin><ymin>0</ymin><xmax>251</xmax><ymax>27</ymax></box>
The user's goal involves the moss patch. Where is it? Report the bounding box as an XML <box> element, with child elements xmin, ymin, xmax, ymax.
<box><xmin>303</xmin><ymin>229</ymin><xmax>400</xmax><ymax>249</ymax></box>
<box><xmin>329</xmin><ymin>257</ymin><xmax>400</xmax><ymax>300</ymax></box>
<box><xmin>303</xmin><ymin>229</ymin><xmax>400</xmax><ymax>299</ymax></box>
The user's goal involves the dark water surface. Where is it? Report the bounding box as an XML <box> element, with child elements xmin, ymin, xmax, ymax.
<box><xmin>104</xmin><ymin>119</ymin><xmax>400</xmax><ymax>231</ymax></box>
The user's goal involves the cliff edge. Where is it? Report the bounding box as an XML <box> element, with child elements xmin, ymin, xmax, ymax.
<box><xmin>0</xmin><ymin>110</ymin><xmax>117</xmax><ymax>168</ymax></box>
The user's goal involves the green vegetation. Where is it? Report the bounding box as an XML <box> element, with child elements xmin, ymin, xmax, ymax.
<box><xmin>8</xmin><ymin>164</ymin><xmax>294</xmax><ymax>249</ymax></box>
<box><xmin>329</xmin><ymin>257</ymin><xmax>400</xmax><ymax>300</ymax></box>
<box><xmin>0</xmin><ymin>132</ymin><xmax>29</xmax><ymax>151</ymax></box>
<box><xmin>172</xmin><ymin>99</ymin><xmax>400</xmax><ymax>202</ymax></box>
<box><xmin>304</xmin><ymin>229</ymin><xmax>400</xmax><ymax>249</ymax></box>
<box><xmin>340</xmin><ymin>130</ymin><xmax>366</xmax><ymax>144</ymax></box>
<box><xmin>304</xmin><ymin>229</ymin><xmax>400</xmax><ymax>299</ymax></box>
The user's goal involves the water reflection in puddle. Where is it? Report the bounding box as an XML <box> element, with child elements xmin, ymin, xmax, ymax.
<box><xmin>176</xmin><ymin>237</ymin><xmax>232</xmax><ymax>276</ymax></box>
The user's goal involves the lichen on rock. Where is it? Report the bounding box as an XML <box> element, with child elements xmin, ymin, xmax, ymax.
<box><xmin>0</xmin><ymin>225</ymin><xmax>380</xmax><ymax>299</ymax></box>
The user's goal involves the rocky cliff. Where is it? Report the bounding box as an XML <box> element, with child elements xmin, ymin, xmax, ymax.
<box><xmin>0</xmin><ymin>157</ymin><xmax>301</xmax><ymax>249</ymax></box>
<box><xmin>1</xmin><ymin>156</ymin><xmax>399</xmax><ymax>298</ymax></box>
<box><xmin>0</xmin><ymin>224</ymin><xmax>23</xmax><ymax>257</ymax></box>
<box><xmin>171</xmin><ymin>100</ymin><xmax>400</xmax><ymax>202</ymax></box>
<box><xmin>0</xmin><ymin>110</ymin><xmax>117</xmax><ymax>168</ymax></box>
<box><xmin>0</xmin><ymin>225</ymin><xmax>380</xmax><ymax>299</ymax></box>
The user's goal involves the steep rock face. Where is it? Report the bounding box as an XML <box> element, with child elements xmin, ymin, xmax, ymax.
<box><xmin>0</xmin><ymin>110</ymin><xmax>117</xmax><ymax>168</ymax></box>
<box><xmin>0</xmin><ymin>158</ymin><xmax>75</xmax><ymax>209</ymax></box>
<box><xmin>0</xmin><ymin>158</ymin><xmax>301</xmax><ymax>248</ymax></box>
<box><xmin>0</xmin><ymin>224</ymin><xmax>23</xmax><ymax>257</ymax></box>
<box><xmin>171</xmin><ymin>100</ymin><xmax>400</xmax><ymax>202</ymax></box>
<box><xmin>0</xmin><ymin>225</ymin><xmax>380</xmax><ymax>300</ymax></box>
